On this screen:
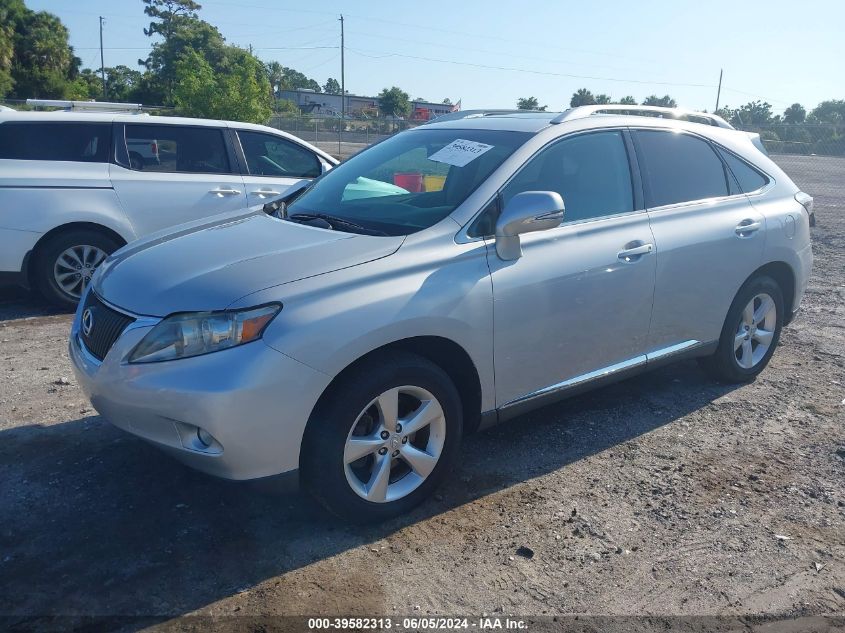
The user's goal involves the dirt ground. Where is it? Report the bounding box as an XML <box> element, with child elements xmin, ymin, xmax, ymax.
<box><xmin>0</xmin><ymin>155</ymin><xmax>843</xmax><ymax>630</ymax></box>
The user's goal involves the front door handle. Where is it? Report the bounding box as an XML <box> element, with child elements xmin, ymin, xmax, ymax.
<box><xmin>617</xmin><ymin>242</ymin><xmax>654</xmax><ymax>262</ymax></box>
<box><xmin>249</xmin><ymin>189</ymin><xmax>282</xmax><ymax>198</ymax></box>
<box><xmin>209</xmin><ymin>187</ymin><xmax>242</xmax><ymax>197</ymax></box>
<box><xmin>735</xmin><ymin>219</ymin><xmax>761</xmax><ymax>237</ymax></box>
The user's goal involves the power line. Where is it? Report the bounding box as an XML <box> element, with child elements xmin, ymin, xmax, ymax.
<box><xmin>75</xmin><ymin>45</ymin><xmax>338</xmax><ymax>51</ymax></box>
<box><xmin>347</xmin><ymin>47</ymin><xmax>717</xmax><ymax>90</ymax></box>
<box><xmin>198</xmin><ymin>1</ymin><xmax>661</xmax><ymax>66</ymax></box>
<box><xmin>719</xmin><ymin>87</ymin><xmax>791</xmax><ymax>106</ymax></box>
<box><xmin>338</xmin><ymin>29</ymin><xmax>654</xmax><ymax>75</ymax></box>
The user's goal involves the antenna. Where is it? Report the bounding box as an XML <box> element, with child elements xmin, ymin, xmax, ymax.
<box><xmin>339</xmin><ymin>14</ymin><xmax>345</xmax><ymax>156</ymax></box>
<box><xmin>99</xmin><ymin>16</ymin><xmax>107</xmax><ymax>99</ymax></box>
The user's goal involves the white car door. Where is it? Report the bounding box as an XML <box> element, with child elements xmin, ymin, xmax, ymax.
<box><xmin>233</xmin><ymin>128</ymin><xmax>325</xmax><ymax>204</ymax></box>
<box><xmin>110</xmin><ymin>122</ymin><xmax>247</xmax><ymax>236</ymax></box>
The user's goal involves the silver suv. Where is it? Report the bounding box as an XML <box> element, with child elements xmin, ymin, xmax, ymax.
<box><xmin>69</xmin><ymin>108</ymin><xmax>813</xmax><ymax>521</ymax></box>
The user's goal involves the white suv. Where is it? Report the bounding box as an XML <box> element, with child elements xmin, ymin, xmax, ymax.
<box><xmin>0</xmin><ymin>110</ymin><xmax>337</xmax><ymax>306</ymax></box>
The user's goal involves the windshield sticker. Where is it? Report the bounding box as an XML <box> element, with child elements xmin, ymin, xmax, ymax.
<box><xmin>428</xmin><ymin>139</ymin><xmax>494</xmax><ymax>167</ymax></box>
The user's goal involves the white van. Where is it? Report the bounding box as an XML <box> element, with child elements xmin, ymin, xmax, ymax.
<box><xmin>0</xmin><ymin>109</ymin><xmax>337</xmax><ymax>306</ymax></box>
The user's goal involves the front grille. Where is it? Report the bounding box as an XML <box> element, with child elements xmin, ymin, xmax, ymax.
<box><xmin>79</xmin><ymin>292</ymin><xmax>135</xmax><ymax>361</ymax></box>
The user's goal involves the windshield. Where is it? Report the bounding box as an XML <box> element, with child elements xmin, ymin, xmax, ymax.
<box><xmin>287</xmin><ymin>128</ymin><xmax>531</xmax><ymax>236</ymax></box>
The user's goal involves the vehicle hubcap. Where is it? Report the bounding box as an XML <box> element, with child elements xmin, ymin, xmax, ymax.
<box><xmin>734</xmin><ymin>293</ymin><xmax>776</xmax><ymax>369</ymax></box>
<box><xmin>53</xmin><ymin>245</ymin><xmax>108</xmax><ymax>299</ymax></box>
<box><xmin>343</xmin><ymin>385</ymin><xmax>446</xmax><ymax>503</ymax></box>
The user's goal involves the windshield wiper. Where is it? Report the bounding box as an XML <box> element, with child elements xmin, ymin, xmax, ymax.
<box><xmin>288</xmin><ymin>213</ymin><xmax>388</xmax><ymax>236</ymax></box>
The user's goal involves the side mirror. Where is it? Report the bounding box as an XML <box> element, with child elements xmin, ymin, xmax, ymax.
<box><xmin>495</xmin><ymin>191</ymin><xmax>565</xmax><ymax>260</ymax></box>
<box><xmin>262</xmin><ymin>180</ymin><xmax>311</xmax><ymax>217</ymax></box>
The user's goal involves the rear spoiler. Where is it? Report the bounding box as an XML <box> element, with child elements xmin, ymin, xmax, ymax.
<box><xmin>746</xmin><ymin>132</ymin><xmax>769</xmax><ymax>156</ymax></box>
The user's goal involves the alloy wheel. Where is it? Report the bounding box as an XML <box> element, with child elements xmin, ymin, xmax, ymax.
<box><xmin>53</xmin><ymin>245</ymin><xmax>108</xmax><ymax>299</ymax></box>
<box><xmin>343</xmin><ymin>385</ymin><xmax>446</xmax><ymax>503</ymax></box>
<box><xmin>734</xmin><ymin>292</ymin><xmax>777</xmax><ymax>369</ymax></box>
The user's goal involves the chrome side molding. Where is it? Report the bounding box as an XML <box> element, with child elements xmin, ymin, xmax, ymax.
<box><xmin>501</xmin><ymin>355</ymin><xmax>647</xmax><ymax>410</ymax></box>
<box><xmin>501</xmin><ymin>340</ymin><xmax>704</xmax><ymax>411</ymax></box>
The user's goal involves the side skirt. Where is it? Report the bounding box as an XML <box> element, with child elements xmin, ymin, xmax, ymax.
<box><xmin>477</xmin><ymin>340</ymin><xmax>717</xmax><ymax>430</ymax></box>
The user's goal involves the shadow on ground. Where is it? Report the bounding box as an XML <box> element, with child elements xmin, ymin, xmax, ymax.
<box><xmin>0</xmin><ymin>359</ymin><xmax>739</xmax><ymax>625</ymax></box>
<box><xmin>0</xmin><ymin>285</ymin><xmax>70</xmax><ymax>321</ymax></box>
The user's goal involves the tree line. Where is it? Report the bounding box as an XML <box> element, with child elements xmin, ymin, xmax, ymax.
<box><xmin>0</xmin><ymin>0</ymin><xmax>349</xmax><ymax>122</ymax></box>
<box><xmin>0</xmin><ymin>0</ymin><xmax>454</xmax><ymax>123</ymax></box>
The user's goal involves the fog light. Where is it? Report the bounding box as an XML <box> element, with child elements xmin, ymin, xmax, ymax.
<box><xmin>196</xmin><ymin>428</ymin><xmax>216</xmax><ymax>447</ymax></box>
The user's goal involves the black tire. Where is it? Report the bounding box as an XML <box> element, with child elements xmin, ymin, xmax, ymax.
<box><xmin>301</xmin><ymin>351</ymin><xmax>463</xmax><ymax>522</ymax></box>
<box><xmin>698</xmin><ymin>275</ymin><xmax>784</xmax><ymax>383</ymax></box>
<box><xmin>34</xmin><ymin>230</ymin><xmax>121</xmax><ymax>309</ymax></box>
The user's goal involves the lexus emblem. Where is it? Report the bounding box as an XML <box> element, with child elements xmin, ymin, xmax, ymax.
<box><xmin>81</xmin><ymin>308</ymin><xmax>94</xmax><ymax>337</ymax></box>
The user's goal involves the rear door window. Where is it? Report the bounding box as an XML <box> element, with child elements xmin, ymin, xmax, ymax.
<box><xmin>0</xmin><ymin>122</ymin><xmax>111</xmax><ymax>162</ymax></box>
<box><xmin>718</xmin><ymin>148</ymin><xmax>769</xmax><ymax>193</ymax></box>
<box><xmin>124</xmin><ymin>124</ymin><xmax>230</xmax><ymax>174</ymax></box>
<box><xmin>237</xmin><ymin>130</ymin><xmax>321</xmax><ymax>178</ymax></box>
<box><xmin>634</xmin><ymin>130</ymin><xmax>729</xmax><ymax>207</ymax></box>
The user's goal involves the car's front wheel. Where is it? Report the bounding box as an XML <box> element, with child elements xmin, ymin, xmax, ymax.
<box><xmin>35</xmin><ymin>230</ymin><xmax>121</xmax><ymax>309</ymax></box>
<box><xmin>301</xmin><ymin>351</ymin><xmax>463</xmax><ymax>522</ymax></box>
<box><xmin>699</xmin><ymin>275</ymin><xmax>784</xmax><ymax>383</ymax></box>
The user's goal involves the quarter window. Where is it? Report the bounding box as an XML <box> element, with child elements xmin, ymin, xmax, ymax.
<box><xmin>635</xmin><ymin>130</ymin><xmax>729</xmax><ymax>207</ymax></box>
<box><xmin>0</xmin><ymin>122</ymin><xmax>111</xmax><ymax>162</ymax></box>
<box><xmin>501</xmin><ymin>131</ymin><xmax>635</xmax><ymax>224</ymax></box>
<box><xmin>718</xmin><ymin>148</ymin><xmax>769</xmax><ymax>193</ymax></box>
<box><xmin>238</xmin><ymin>131</ymin><xmax>321</xmax><ymax>178</ymax></box>
<box><xmin>124</xmin><ymin>124</ymin><xmax>230</xmax><ymax>174</ymax></box>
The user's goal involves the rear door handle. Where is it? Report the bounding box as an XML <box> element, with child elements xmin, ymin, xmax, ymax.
<box><xmin>249</xmin><ymin>189</ymin><xmax>282</xmax><ymax>198</ymax></box>
<box><xmin>617</xmin><ymin>243</ymin><xmax>654</xmax><ymax>262</ymax></box>
<box><xmin>735</xmin><ymin>219</ymin><xmax>761</xmax><ymax>237</ymax></box>
<box><xmin>209</xmin><ymin>187</ymin><xmax>242</xmax><ymax>196</ymax></box>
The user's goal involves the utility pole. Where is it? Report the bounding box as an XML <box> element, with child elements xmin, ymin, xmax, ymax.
<box><xmin>714</xmin><ymin>68</ymin><xmax>723</xmax><ymax>113</ymax></box>
<box><xmin>99</xmin><ymin>16</ymin><xmax>107</xmax><ymax>99</ymax></box>
<box><xmin>339</xmin><ymin>14</ymin><xmax>345</xmax><ymax>156</ymax></box>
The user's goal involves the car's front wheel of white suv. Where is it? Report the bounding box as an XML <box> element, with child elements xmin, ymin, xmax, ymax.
<box><xmin>699</xmin><ymin>275</ymin><xmax>784</xmax><ymax>383</ymax></box>
<box><xmin>35</xmin><ymin>230</ymin><xmax>121</xmax><ymax>309</ymax></box>
<box><xmin>301</xmin><ymin>351</ymin><xmax>463</xmax><ymax>522</ymax></box>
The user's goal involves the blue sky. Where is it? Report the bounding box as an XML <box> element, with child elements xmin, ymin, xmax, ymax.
<box><xmin>27</xmin><ymin>0</ymin><xmax>845</xmax><ymax>113</ymax></box>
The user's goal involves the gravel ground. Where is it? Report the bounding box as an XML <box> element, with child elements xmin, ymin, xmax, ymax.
<box><xmin>0</xmin><ymin>155</ymin><xmax>843</xmax><ymax>630</ymax></box>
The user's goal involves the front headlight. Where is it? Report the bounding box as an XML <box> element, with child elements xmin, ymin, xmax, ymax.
<box><xmin>128</xmin><ymin>303</ymin><xmax>281</xmax><ymax>363</ymax></box>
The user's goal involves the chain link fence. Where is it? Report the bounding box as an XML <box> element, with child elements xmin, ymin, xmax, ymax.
<box><xmin>736</xmin><ymin>124</ymin><xmax>845</xmax><ymax>216</ymax></box>
<box><xmin>267</xmin><ymin>114</ymin><xmax>424</xmax><ymax>160</ymax></box>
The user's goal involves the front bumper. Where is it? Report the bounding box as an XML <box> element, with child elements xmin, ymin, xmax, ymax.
<box><xmin>69</xmin><ymin>300</ymin><xmax>332</xmax><ymax>480</ymax></box>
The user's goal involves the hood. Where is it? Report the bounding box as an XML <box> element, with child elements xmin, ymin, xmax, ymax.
<box><xmin>95</xmin><ymin>211</ymin><xmax>404</xmax><ymax>316</ymax></box>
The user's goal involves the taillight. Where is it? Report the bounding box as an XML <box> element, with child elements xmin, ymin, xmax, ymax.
<box><xmin>794</xmin><ymin>192</ymin><xmax>815</xmax><ymax>227</ymax></box>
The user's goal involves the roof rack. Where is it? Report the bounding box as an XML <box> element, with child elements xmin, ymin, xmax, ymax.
<box><xmin>551</xmin><ymin>105</ymin><xmax>733</xmax><ymax>129</ymax></box>
<box><xmin>425</xmin><ymin>109</ymin><xmax>526</xmax><ymax>124</ymax></box>
<box><xmin>26</xmin><ymin>99</ymin><xmax>144</xmax><ymax>113</ymax></box>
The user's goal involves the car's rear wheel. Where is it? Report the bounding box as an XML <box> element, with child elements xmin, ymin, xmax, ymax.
<box><xmin>35</xmin><ymin>230</ymin><xmax>121</xmax><ymax>309</ymax></box>
<box><xmin>301</xmin><ymin>351</ymin><xmax>462</xmax><ymax>522</ymax></box>
<box><xmin>699</xmin><ymin>275</ymin><xmax>784</xmax><ymax>383</ymax></box>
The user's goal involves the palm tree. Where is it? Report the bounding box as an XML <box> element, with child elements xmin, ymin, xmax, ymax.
<box><xmin>570</xmin><ymin>88</ymin><xmax>596</xmax><ymax>107</ymax></box>
<box><xmin>265</xmin><ymin>61</ymin><xmax>284</xmax><ymax>97</ymax></box>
